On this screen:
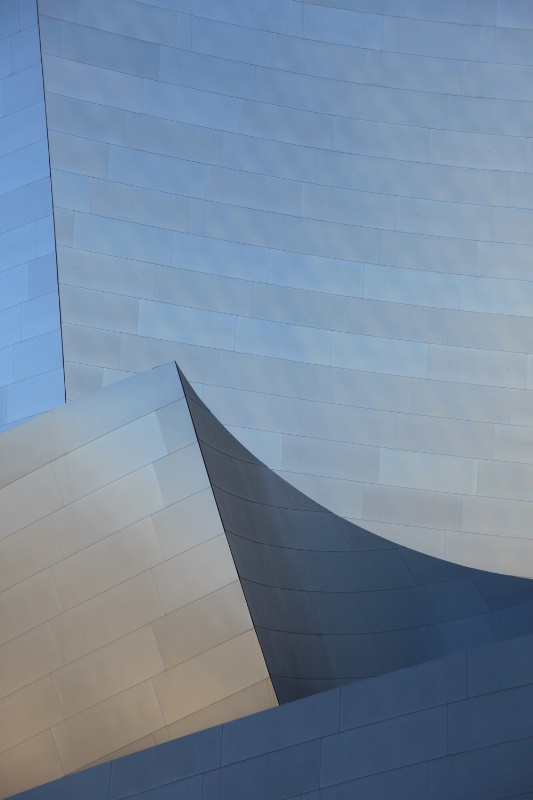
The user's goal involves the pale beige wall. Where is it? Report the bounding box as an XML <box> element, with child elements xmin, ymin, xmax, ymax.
<box><xmin>0</xmin><ymin>364</ymin><xmax>276</xmax><ymax>798</ymax></box>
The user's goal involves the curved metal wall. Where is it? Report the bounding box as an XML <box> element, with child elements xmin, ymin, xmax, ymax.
<box><xmin>181</xmin><ymin>367</ymin><xmax>533</xmax><ymax>704</ymax></box>
<box><xmin>0</xmin><ymin>0</ymin><xmax>64</xmax><ymax>431</ymax></box>
<box><xmin>34</xmin><ymin>0</ymin><xmax>533</xmax><ymax>574</ymax></box>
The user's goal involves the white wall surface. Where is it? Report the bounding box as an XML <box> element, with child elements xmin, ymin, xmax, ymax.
<box><xmin>34</xmin><ymin>0</ymin><xmax>533</xmax><ymax>575</ymax></box>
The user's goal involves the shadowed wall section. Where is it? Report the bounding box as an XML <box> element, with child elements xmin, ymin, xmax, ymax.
<box><xmin>180</xmin><ymin>367</ymin><xmax>533</xmax><ymax>703</ymax></box>
<box><xmin>34</xmin><ymin>0</ymin><xmax>533</xmax><ymax>573</ymax></box>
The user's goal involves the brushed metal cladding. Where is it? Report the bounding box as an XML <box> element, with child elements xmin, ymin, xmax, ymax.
<box><xmin>6</xmin><ymin>632</ymin><xmax>533</xmax><ymax>800</ymax></box>
<box><xmin>34</xmin><ymin>0</ymin><xmax>533</xmax><ymax>572</ymax></box>
<box><xmin>0</xmin><ymin>364</ymin><xmax>276</xmax><ymax>797</ymax></box>
<box><xmin>0</xmin><ymin>0</ymin><xmax>64</xmax><ymax>431</ymax></box>
<box><xmin>180</xmin><ymin>369</ymin><xmax>533</xmax><ymax>704</ymax></box>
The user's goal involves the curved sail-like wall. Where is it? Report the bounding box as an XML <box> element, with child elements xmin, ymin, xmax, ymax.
<box><xmin>35</xmin><ymin>0</ymin><xmax>533</xmax><ymax>574</ymax></box>
<box><xmin>181</xmin><ymin>367</ymin><xmax>533</xmax><ymax>703</ymax></box>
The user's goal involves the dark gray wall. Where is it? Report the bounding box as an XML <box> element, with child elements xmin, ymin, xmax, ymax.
<box><xmin>180</xmin><ymin>369</ymin><xmax>533</xmax><ymax>703</ymax></box>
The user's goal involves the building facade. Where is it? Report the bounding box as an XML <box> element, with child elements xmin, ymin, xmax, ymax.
<box><xmin>2</xmin><ymin>0</ymin><xmax>533</xmax><ymax>796</ymax></box>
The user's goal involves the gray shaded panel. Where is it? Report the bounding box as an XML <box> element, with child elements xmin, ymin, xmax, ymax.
<box><xmin>180</xmin><ymin>368</ymin><xmax>533</xmax><ymax>700</ymax></box>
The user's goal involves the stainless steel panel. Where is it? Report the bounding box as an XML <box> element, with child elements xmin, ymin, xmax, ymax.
<box><xmin>52</xmin><ymin>626</ymin><xmax>164</xmax><ymax>718</ymax></box>
<box><xmin>172</xmin><ymin>231</ymin><xmax>268</xmax><ymax>281</ymax></box>
<box><xmin>151</xmin><ymin>581</ymin><xmax>252</xmax><ymax>669</ymax></box>
<box><xmin>152</xmin><ymin>486</ymin><xmax>224</xmax><ymax>559</ymax></box>
<box><xmin>0</xmin><ymin>464</ymin><xmax>63</xmax><ymax>541</ymax></box>
<box><xmin>0</xmin><ymin>103</ymin><xmax>46</xmax><ymax>158</ymax></box>
<box><xmin>151</xmin><ymin>534</ymin><xmax>239</xmax><ymax>613</ymax></box>
<box><xmin>6</xmin><ymin>369</ymin><xmax>65</xmax><ymax>423</ymax></box>
<box><xmin>207</xmin><ymin>165</ymin><xmax>302</xmax><ymax>216</ymax></box>
<box><xmin>138</xmin><ymin>300</ymin><xmax>236</xmax><ymax>349</ymax></box>
<box><xmin>430</xmin><ymin>128</ymin><xmax>526</xmax><ymax>171</ymax></box>
<box><xmin>364</xmin><ymin>264</ymin><xmax>461</xmax><ymax>309</ymax></box>
<box><xmin>143</xmin><ymin>79</ymin><xmax>239</xmax><ymax>131</ymax></box>
<box><xmin>0</xmin><ymin>516</ymin><xmax>62</xmax><ymax>593</ymax></box>
<box><xmin>334</xmin><ymin>116</ymin><xmax>428</xmax><ymax>161</ymax></box>
<box><xmin>363</xmin><ymin>483</ymin><xmax>462</xmax><ymax>530</ymax></box>
<box><xmin>43</xmin><ymin>55</ymin><xmax>144</xmax><ymax>111</ymax></box>
<box><xmin>379</xmin><ymin>449</ymin><xmax>477</xmax><ymax>495</ymax></box>
<box><xmin>0</xmin><ymin>623</ymin><xmax>62</xmax><ymax>701</ymax></box>
<box><xmin>282</xmin><ymin>434</ymin><xmax>380</xmax><ymax>482</ymax></box>
<box><xmin>270</xmin><ymin>31</ymin><xmax>367</xmax><ymax>82</ymax></box>
<box><xmin>301</xmin><ymin>3</ymin><xmax>382</xmax><ymax>48</ymax></box>
<box><xmin>191</xmin><ymin>16</ymin><xmax>272</xmax><ymax>66</ymax></box>
<box><xmin>157</xmin><ymin>679</ymin><xmax>277</xmax><ymax>742</ymax></box>
<box><xmin>427</xmin><ymin>344</ymin><xmax>526</xmax><ymax>388</ymax></box>
<box><xmin>52</xmin><ymin>362</ymin><xmax>181</xmax><ymax>451</ymax></box>
<box><xmin>90</xmin><ymin>179</ymin><xmax>189</xmax><ymax>231</ymax></box>
<box><xmin>227</xmin><ymin>426</ymin><xmax>282</xmax><ymax>469</ymax></box>
<box><xmin>108</xmin><ymin>145</ymin><xmax>205</xmax><ymax>198</ymax></box>
<box><xmin>202</xmin><ymin>384</ymin><xmax>298</xmax><ymax>433</ymax></box>
<box><xmin>77</xmin><ymin>0</ymin><xmax>177</xmax><ymax>45</ymax></box>
<box><xmin>331</xmin><ymin>331</ymin><xmax>428</xmax><ymax>377</ymax></box>
<box><xmin>239</xmin><ymin>98</ymin><xmax>333</xmax><ymax>148</ymax></box>
<box><xmin>51</xmin><ymin>572</ymin><xmax>164</xmax><ymax>664</ymax></box>
<box><xmin>0</xmin><ymin>571</ymin><xmax>63</xmax><ymax>647</ymax></box>
<box><xmin>0</xmin><ymin>676</ymin><xmax>63</xmax><ymax>753</ymax></box>
<box><xmin>0</xmin><ymin>730</ymin><xmax>63</xmax><ymax>798</ymax></box>
<box><xmin>152</xmin><ymin>630</ymin><xmax>269</xmax><ymax>724</ymax></box>
<box><xmin>368</xmin><ymin>49</ymin><xmax>463</xmax><ymax>93</ymax></box>
<box><xmin>155</xmin><ymin>266</ymin><xmax>252</xmax><ymax>317</ymax></box>
<box><xmin>58</xmin><ymin>246</ymin><xmax>155</xmax><ymax>299</ymax></box>
<box><xmin>52</xmin><ymin>680</ymin><xmax>165</xmax><ymax>773</ymax></box>
<box><xmin>51</xmin><ymin>464</ymin><xmax>166</xmax><ymax>556</ymax></box>
<box><xmin>235</xmin><ymin>317</ymin><xmax>331</xmax><ymax>365</ymax></box>
<box><xmin>60</xmin><ymin>285</ymin><xmax>139</xmax><ymax>334</ymax></box>
<box><xmin>155</xmin><ymin>398</ymin><xmax>196</xmax><ymax>454</ymax></box>
<box><xmin>58</xmin><ymin>20</ymin><xmax>160</xmax><ymax>79</ymax></box>
<box><xmin>72</xmin><ymin>212</ymin><xmax>173</xmax><ymax>264</ymax></box>
<box><xmin>159</xmin><ymin>46</ymin><xmax>255</xmax><ymax>98</ymax></box>
<box><xmin>51</xmin><ymin>517</ymin><xmax>164</xmax><ymax>609</ymax></box>
<box><xmin>45</xmin><ymin>93</ymin><xmax>127</xmax><ymax>144</ymax></box>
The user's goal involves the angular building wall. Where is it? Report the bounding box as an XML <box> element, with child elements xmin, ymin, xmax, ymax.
<box><xmin>3</xmin><ymin>1</ymin><xmax>533</xmax><ymax>798</ymax></box>
<box><xmin>9</xmin><ymin>624</ymin><xmax>533</xmax><ymax>800</ymax></box>
<box><xmin>34</xmin><ymin>0</ymin><xmax>533</xmax><ymax>574</ymax></box>
<box><xmin>0</xmin><ymin>364</ymin><xmax>275</xmax><ymax>798</ymax></box>
<box><xmin>0</xmin><ymin>0</ymin><xmax>64</xmax><ymax>431</ymax></box>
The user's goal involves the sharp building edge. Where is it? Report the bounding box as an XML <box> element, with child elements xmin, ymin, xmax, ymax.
<box><xmin>1</xmin><ymin>0</ymin><xmax>533</xmax><ymax>796</ymax></box>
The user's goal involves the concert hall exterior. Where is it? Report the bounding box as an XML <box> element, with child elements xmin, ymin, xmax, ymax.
<box><xmin>1</xmin><ymin>0</ymin><xmax>533</xmax><ymax>797</ymax></box>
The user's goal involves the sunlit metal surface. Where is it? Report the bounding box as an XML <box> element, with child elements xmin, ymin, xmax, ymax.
<box><xmin>0</xmin><ymin>364</ymin><xmax>275</xmax><ymax>797</ymax></box>
<box><xmin>31</xmin><ymin>0</ymin><xmax>533</xmax><ymax>574</ymax></box>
